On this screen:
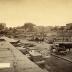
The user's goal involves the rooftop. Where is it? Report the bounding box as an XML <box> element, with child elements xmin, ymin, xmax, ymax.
<box><xmin>29</xmin><ymin>50</ymin><xmax>42</xmax><ymax>56</ymax></box>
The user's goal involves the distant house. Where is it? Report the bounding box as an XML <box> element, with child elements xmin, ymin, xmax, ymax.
<box><xmin>66</xmin><ymin>23</ymin><xmax>72</xmax><ymax>30</ymax></box>
<box><xmin>55</xmin><ymin>23</ymin><xmax>72</xmax><ymax>42</ymax></box>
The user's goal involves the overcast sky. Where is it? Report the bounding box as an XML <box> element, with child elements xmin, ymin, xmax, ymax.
<box><xmin>0</xmin><ymin>0</ymin><xmax>72</xmax><ymax>27</ymax></box>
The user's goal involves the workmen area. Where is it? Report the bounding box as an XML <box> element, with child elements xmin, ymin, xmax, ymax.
<box><xmin>0</xmin><ymin>37</ymin><xmax>47</xmax><ymax>72</ymax></box>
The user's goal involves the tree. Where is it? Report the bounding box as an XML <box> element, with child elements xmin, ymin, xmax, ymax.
<box><xmin>0</xmin><ymin>24</ymin><xmax>5</xmax><ymax>30</ymax></box>
<box><xmin>59</xmin><ymin>26</ymin><xmax>65</xmax><ymax>30</ymax></box>
<box><xmin>51</xmin><ymin>26</ymin><xmax>58</xmax><ymax>31</ymax></box>
<box><xmin>23</xmin><ymin>23</ymin><xmax>35</xmax><ymax>32</ymax></box>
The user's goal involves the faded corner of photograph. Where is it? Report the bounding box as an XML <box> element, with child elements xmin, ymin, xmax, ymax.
<box><xmin>0</xmin><ymin>0</ymin><xmax>72</xmax><ymax>72</ymax></box>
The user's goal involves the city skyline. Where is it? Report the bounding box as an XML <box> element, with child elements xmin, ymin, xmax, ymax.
<box><xmin>0</xmin><ymin>0</ymin><xmax>72</xmax><ymax>27</ymax></box>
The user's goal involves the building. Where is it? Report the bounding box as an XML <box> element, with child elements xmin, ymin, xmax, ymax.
<box><xmin>66</xmin><ymin>23</ymin><xmax>72</xmax><ymax>30</ymax></box>
<box><xmin>55</xmin><ymin>23</ymin><xmax>72</xmax><ymax>42</ymax></box>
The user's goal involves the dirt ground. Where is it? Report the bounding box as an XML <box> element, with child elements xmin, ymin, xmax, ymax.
<box><xmin>18</xmin><ymin>39</ymin><xmax>72</xmax><ymax>72</ymax></box>
<box><xmin>45</xmin><ymin>55</ymin><xmax>72</xmax><ymax>72</ymax></box>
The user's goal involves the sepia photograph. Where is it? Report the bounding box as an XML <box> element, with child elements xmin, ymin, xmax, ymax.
<box><xmin>0</xmin><ymin>0</ymin><xmax>72</xmax><ymax>72</ymax></box>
